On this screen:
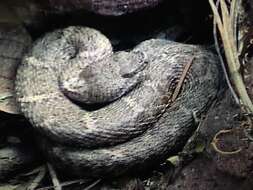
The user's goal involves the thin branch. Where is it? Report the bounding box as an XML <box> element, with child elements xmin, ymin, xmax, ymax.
<box><xmin>36</xmin><ymin>179</ymin><xmax>88</xmax><ymax>190</ymax></box>
<box><xmin>211</xmin><ymin>129</ymin><xmax>242</xmax><ymax>155</ymax></box>
<box><xmin>27</xmin><ymin>166</ymin><xmax>47</xmax><ymax>190</ymax></box>
<box><xmin>83</xmin><ymin>179</ymin><xmax>101</xmax><ymax>190</ymax></box>
<box><xmin>47</xmin><ymin>163</ymin><xmax>62</xmax><ymax>190</ymax></box>
<box><xmin>171</xmin><ymin>57</ymin><xmax>194</xmax><ymax>102</ymax></box>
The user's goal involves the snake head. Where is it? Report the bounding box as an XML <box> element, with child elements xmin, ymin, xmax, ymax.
<box><xmin>58</xmin><ymin>72</ymin><xmax>90</xmax><ymax>103</ymax></box>
<box><xmin>116</xmin><ymin>51</ymin><xmax>148</xmax><ymax>78</ymax></box>
<box><xmin>58</xmin><ymin>50</ymin><xmax>148</xmax><ymax>106</ymax></box>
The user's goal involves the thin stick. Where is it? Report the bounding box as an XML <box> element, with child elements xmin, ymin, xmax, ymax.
<box><xmin>211</xmin><ymin>129</ymin><xmax>242</xmax><ymax>155</ymax></box>
<box><xmin>47</xmin><ymin>163</ymin><xmax>62</xmax><ymax>190</ymax></box>
<box><xmin>36</xmin><ymin>179</ymin><xmax>87</xmax><ymax>190</ymax></box>
<box><xmin>171</xmin><ymin>57</ymin><xmax>194</xmax><ymax>102</ymax></box>
<box><xmin>83</xmin><ymin>179</ymin><xmax>101</xmax><ymax>190</ymax></box>
<box><xmin>27</xmin><ymin>166</ymin><xmax>47</xmax><ymax>190</ymax></box>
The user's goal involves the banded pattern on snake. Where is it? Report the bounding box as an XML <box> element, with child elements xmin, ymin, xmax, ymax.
<box><xmin>14</xmin><ymin>26</ymin><xmax>220</xmax><ymax>177</ymax></box>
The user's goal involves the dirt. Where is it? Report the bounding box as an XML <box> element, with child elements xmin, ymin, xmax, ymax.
<box><xmin>166</xmin><ymin>91</ymin><xmax>253</xmax><ymax>190</ymax></box>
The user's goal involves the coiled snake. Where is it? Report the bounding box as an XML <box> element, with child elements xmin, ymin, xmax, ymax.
<box><xmin>14</xmin><ymin>26</ymin><xmax>220</xmax><ymax>177</ymax></box>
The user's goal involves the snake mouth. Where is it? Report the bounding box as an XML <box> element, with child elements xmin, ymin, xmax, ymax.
<box><xmin>68</xmin><ymin>98</ymin><xmax>113</xmax><ymax>111</ymax></box>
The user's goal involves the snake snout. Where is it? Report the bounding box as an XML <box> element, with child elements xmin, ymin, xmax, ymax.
<box><xmin>58</xmin><ymin>75</ymin><xmax>90</xmax><ymax>103</ymax></box>
<box><xmin>117</xmin><ymin>51</ymin><xmax>148</xmax><ymax>78</ymax></box>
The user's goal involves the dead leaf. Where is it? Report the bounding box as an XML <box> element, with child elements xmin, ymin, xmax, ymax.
<box><xmin>167</xmin><ymin>155</ymin><xmax>180</xmax><ymax>166</ymax></box>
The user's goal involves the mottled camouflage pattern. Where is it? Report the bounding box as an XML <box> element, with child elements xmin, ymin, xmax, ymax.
<box><xmin>15</xmin><ymin>26</ymin><xmax>220</xmax><ymax>177</ymax></box>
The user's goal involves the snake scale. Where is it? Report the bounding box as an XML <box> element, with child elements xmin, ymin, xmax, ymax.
<box><xmin>14</xmin><ymin>26</ymin><xmax>220</xmax><ymax>177</ymax></box>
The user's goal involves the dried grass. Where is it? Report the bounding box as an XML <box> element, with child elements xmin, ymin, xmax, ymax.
<box><xmin>209</xmin><ymin>0</ymin><xmax>253</xmax><ymax>113</ymax></box>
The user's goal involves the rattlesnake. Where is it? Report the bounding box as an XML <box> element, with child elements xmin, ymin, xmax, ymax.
<box><xmin>14</xmin><ymin>26</ymin><xmax>220</xmax><ymax>177</ymax></box>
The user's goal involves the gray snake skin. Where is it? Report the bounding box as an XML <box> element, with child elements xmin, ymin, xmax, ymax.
<box><xmin>14</xmin><ymin>26</ymin><xmax>220</xmax><ymax>177</ymax></box>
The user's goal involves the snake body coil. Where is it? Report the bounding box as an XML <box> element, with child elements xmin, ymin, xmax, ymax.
<box><xmin>15</xmin><ymin>26</ymin><xmax>220</xmax><ymax>177</ymax></box>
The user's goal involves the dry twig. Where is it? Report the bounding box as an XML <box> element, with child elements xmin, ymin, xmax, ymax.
<box><xmin>47</xmin><ymin>163</ymin><xmax>62</xmax><ymax>190</ymax></box>
<box><xmin>27</xmin><ymin>166</ymin><xmax>47</xmax><ymax>190</ymax></box>
<box><xmin>171</xmin><ymin>57</ymin><xmax>194</xmax><ymax>102</ymax></box>
<box><xmin>211</xmin><ymin>129</ymin><xmax>242</xmax><ymax>155</ymax></box>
